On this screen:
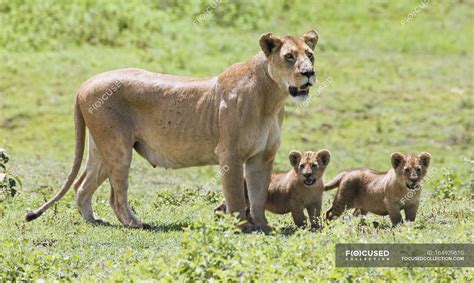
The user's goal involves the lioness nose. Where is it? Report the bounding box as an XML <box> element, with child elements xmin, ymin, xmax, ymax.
<box><xmin>301</xmin><ymin>70</ymin><xmax>314</xmax><ymax>78</ymax></box>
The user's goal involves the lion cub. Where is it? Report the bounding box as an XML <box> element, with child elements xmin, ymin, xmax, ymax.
<box><xmin>215</xmin><ymin>150</ymin><xmax>331</xmax><ymax>229</ymax></box>
<box><xmin>325</xmin><ymin>152</ymin><xmax>431</xmax><ymax>227</ymax></box>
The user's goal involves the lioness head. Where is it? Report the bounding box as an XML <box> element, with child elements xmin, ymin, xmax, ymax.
<box><xmin>259</xmin><ymin>29</ymin><xmax>319</xmax><ymax>101</ymax></box>
<box><xmin>289</xmin><ymin>149</ymin><xmax>330</xmax><ymax>187</ymax></box>
<box><xmin>391</xmin><ymin>152</ymin><xmax>431</xmax><ymax>190</ymax></box>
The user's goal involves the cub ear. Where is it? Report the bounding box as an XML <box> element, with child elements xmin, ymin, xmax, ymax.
<box><xmin>391</xmin><ymin>152</ymin><xmax>405</xmax><ymax>169</ymax></box>
<box><xmin>303</xmin><ymin>29</ymin><xmax>319</xmax><ymax>50</ymax></box>
<box><xmin>259</xmin><ymin>32</ymin><xmax>283</xmax><ymax>57</ymax></box>
<box><xmin>419</xmin><ymin>152</ymin><xmax>431</xmax><ymax>168</ymax></box>
<box><xmin>289</xmin><ymin>150</ymin><xmax>302</xmax><ymax>167</ymax></box>
<box><xmin>317</xmin><ymin>149</ymin><xmax>331</xmax><ymax>166</ymax></box>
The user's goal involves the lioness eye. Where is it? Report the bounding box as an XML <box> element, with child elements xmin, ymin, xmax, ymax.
<box><xmin>284</xmin><ymin>53</ymin><xmax>294</xmax><ymax>61</ymax></box>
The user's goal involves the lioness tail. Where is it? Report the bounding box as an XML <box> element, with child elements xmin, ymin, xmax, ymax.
<box><xmin>25</xmin><ymin>100</ymin><xmax>86</xmax><ymax>221</ymax></box>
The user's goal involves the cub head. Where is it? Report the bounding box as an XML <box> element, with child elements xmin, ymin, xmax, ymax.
<box><xmin>391</xmin><ymin>152</ymin><xmax>431</xmax><ymax>190</ymax></box>
<box><xmin>289</xmin><ymin>149</ymin><xmax>330</xmax><ymax>187</ymax></box>
<box><xmin>259</xmin><ymin>29</ymin><xmax>319</xmax><ymax>102</ymax></box>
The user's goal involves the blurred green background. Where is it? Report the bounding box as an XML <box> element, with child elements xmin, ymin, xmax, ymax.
<box><xmin>0</xmin><ymin>0</ymin><xmax>473</xmax><ymax>281</ymax></box>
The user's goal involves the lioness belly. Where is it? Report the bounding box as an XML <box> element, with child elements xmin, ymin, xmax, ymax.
<box><xmin>133</xmin><ymin>139</ymin><xmax>218</xmax><ymax>169</ymax></box>
<box><xmin>131</xmin><ymin>100</ymin><xmax>220</xmax><ymax>168</ymax></box>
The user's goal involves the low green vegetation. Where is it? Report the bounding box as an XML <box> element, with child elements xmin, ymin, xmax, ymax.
<box><xmin>0</xmin><ymin>0</ymin><xmax>473</xmax><ymax>281</ymax></box>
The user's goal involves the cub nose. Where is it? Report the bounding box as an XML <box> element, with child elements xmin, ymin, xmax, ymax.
<box><xmin>303</xmin><ymin>173</ymin><xmax>312</xmax><ymax>178</ymax></box>
<box><xmin>301</xmin><ymin>70</ymin><xmax>314</xmax><ymax>78</ymax></box>
<box><xmin>409</xmin><ymin>177</ymin><xmax>418</xmax><ymax>183</ymax></box>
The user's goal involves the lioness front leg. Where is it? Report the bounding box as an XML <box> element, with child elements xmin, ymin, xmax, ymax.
<box><xmin>244</xmin><ymin>154</ymin><xmax>272</xmax><ymax>233</ymax></box>
<box><xmin>404</xmin><ymin>201</ymin><xmax>419</xmax><ymax>222</ymax></box>
<box><xmin>386</xmin><ymin>201</ymin><xmax>403</xmax><ymax>227</ymax></box>
<box><xmin>219</xmin><ymin>155</ymin><xmax>247</xmax><ymax>224</ymax></box>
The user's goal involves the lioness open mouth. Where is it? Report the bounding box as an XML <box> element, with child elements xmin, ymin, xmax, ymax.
<box><xmin>289</xmin><ymin>83</ymin><xmax>312</xmax><ymax>97</ymax></box>
<box><xmin>303</xmin><ymin>178</ymin><xmax>316</xmax><ymax>186</ymax></box>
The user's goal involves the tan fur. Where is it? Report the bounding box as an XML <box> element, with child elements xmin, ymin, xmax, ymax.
<box><xmin>25</xmin><ymin>30</ymin><xmax>319</xmax><ymax>232</ymax></box>
<box><xmin>215</xmin><ymin>150</ymin><xmax>331</xmax><ymax>229</ymax></box>
<box><xmin>325</xmin><ymin>152</ymin><xmax>431</xmax><ymax>227</ymax></box>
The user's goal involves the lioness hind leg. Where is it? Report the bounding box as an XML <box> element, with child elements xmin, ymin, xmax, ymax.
<box><xmin>106</xmin><ymin>149</ymin><xmax>148</xmax><ymax>228</ymax></box>
<box><xmin>88</xmin><ymin>122</ymin><xmax>147</xmax><ymax>229</ymax></box>
<box><xmin>75</xmin><ymin>136</ymin><xmax>108</xmax><ymax>224</ymax></box>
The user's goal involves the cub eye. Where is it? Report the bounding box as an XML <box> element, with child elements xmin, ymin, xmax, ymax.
<box><xmin>416</xmin><ymin>167</ymin><xmax>422</xmax><ymax>174</ymax></box>
<box><xmin>284</xmin><ymin>53</ymin><xmax>295</xmax><ymax>61</ymax></box>
<box><xmin>404</xmin><ymin>168</ymin><xmax>410</xmax><ymax>173</ymax></box>
<box><xmin>311</xmin><ymin>163</ymin><xmax>317</xmax><ymax>168</ymax></box>
<box><xmin>299</xmin><ymin>164</ymin><xmax>305</xmax><ymax>169</ymax></box>
<box><xmin>307</xmin><ymin>53</ymin><xmax>313</xmax><ymax>60</ymax></box>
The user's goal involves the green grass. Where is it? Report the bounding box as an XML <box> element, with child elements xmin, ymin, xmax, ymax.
<box><xmin>1</xmin><ymin>0</ymin><xmax>473</xmax><ymax>281</ymax></box>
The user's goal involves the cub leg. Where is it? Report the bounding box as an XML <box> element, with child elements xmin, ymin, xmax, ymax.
<box><xmin>326</xmin><ymin>199</ymin><xmax>350</xmax><ymax>221</ymax></box>
<box><xmin>307</xmin><ymin>201</ymin><xmax>322</xmax><ymax>229</ymax></box>
<box><xmin>353</xmin><ymin>208</ymin><xmax>368</xmax><ymax>225</ymax></box>
<box><xmin>291</xmin><ymin>207</ymin><xmax>307</xmax><ymax>228</ymax></box>
<box><xmin>404</xmin><ymin>201</ymin><xmax>420</xmax><ymax>222</ymax></box>
<box><xmin>326</xmin><ymin>181</ymin><xmax>354</xmax><ymax>221</ymax></box>
<box><xmin>385</xmin><ymin>201</ymin><xmax>403</xmax><ymax>227</ymax></box>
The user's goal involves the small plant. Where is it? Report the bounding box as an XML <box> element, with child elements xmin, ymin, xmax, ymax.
<box><xmin>177</xmin><ymin>214</ymin><xmax>245</xmax><ymax>281</ymax></box>
<box><xmin>0</xmin><ymin>148</ymin><xmax>21</xmax><ymax>202</ymax></box>
<box><xmin>433</xmin><ymin>169</ymin><xmax>460</xmax><ymax>200</ymax></box>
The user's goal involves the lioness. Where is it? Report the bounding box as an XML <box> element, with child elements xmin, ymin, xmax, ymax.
<box><xmin>325</xmin><ymin>152</ymin><xmax>431</xmax><ymax>227</ymax></box>
<box><xmin>25</xmin><ymin>30</ymin><xmax>320</xmax><ymax>232</ymax></box>
<box><xmin>215</xmin><ymin>150</ymin><xmax>331</xmax><ymax>229</ymax></box>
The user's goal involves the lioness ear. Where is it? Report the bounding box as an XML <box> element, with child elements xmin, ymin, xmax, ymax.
<box><xmin>289</xmin><ymin>150</ymin><xmax>302</xmax><ymax>167</ymax></box>
<box><xmin>391</xmin><ymin>152</ymin><xmax>405</xmax><ymax>169</ymax></box>
<box><xmin>259</xmin><ymin>32</ymin><xmax>283</xmax><ymax>57</ymax></box>
<box><xmin>303</xmin><ymin>29</ymin><xmax>319</xmax><ymax>50</ymax></box>
<box><xmin>419</xmin><ymin>152</ymin><xmax>431</xmax><ymax>168</ymax></box>
<box><xmin>317</xmin><ymin>149</ymin><xmax>331</xmax><ymax>166</ymax></box>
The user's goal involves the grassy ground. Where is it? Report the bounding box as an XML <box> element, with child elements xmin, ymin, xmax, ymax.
<box><xmin>1</xmin><ymin>0</ymin><xmax>473</xmax><ymax>281</ymax></box>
